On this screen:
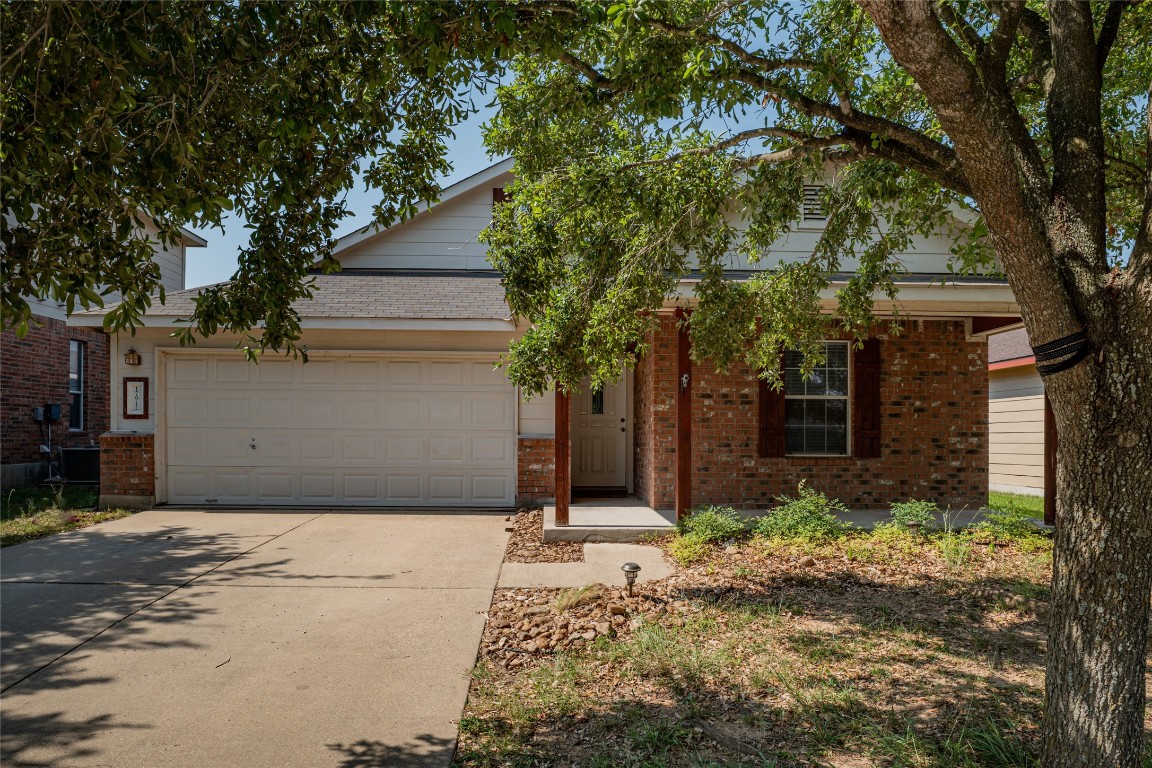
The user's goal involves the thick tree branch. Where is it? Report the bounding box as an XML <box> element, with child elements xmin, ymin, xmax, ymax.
<box><xmin>1095</xmin><ymin>1</ymin><xmax>1129</xmax><ymax>73</ymax></box>
<box><xmin>1048</xmin><ymin>1</ymin><xmax>1108</xmax><ymax>266</ymax></box>
<box><xmin>858</xmin><ymin>0</ymin><xmax>1083</xmax><ymax>349</ymax></box>
<box><xmin>1131</xmin><ymin>82</ymin><xmax>1152</xmax><ymax>281</ymax></box>
<box><xmin>985</xmin><ymin>2</ymin><xmax>1023</xmax><ymax>78</ymax></box>
<box><xmin>934</xmin><ymin>1</ymin><xmax>986</xmax><ymax>55</ymax></box>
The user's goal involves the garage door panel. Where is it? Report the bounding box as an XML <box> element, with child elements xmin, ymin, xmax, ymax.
<box><xmin>429</xmin><ymin>476</ymin><xmax>466</xmax><ymax>501</ymax></box>
<box><xmin>385</xmin><ymin>436</ymin><xmax>422</xmax><ymax>462</ymax></box>
<box><xmin>300</xmin><ymin>474</ymin><xmax>336</xmax><ymax>499</ymax></box>
<box><xmin>473</xmin><ymin>476</ymin><xmax>511</xmax><ymax>501</ymax></box>
<box><xmin>301</xmin><ymin>360</ymin><xmax>337</xmax><ymax>384</ymax></box>
<box><xmin>344</xmin><ymin>475</ymin><xmax>380</xmax><ymax>499</ymax></box>
<box><xmin>257</xmin><ymin>360</ymin><xmax>295</xmax><ymax>384</ymax></box>
<box><xmin>429</xmin><ymin>398</ymin><xmax>464</xmax><ymax>423</ymax></box>
<box><xmin>166</xmin><ymin>353</ymin><xmax>515</xmax><ymax>506</ymax></box>
<box><xmin>215</xmin><ymin>359</ymin><xmax>252</xmax><ymax>384</ymax></box>
<box><xmin>343</xmin><ymin>436</ymin><xmax>379</xmax><ymax>460</ymax></box>
<box><xmin>386</xmin><ymin>475</ymin><xmax>423</xmax><ymax>500</ymax></box>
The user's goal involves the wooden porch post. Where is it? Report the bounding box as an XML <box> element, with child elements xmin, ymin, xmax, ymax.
<box><xmin>555</xmin><ymin>388</ymin><xmax>571</xmax><ymax>526</ymax></box>
<box><xmin>1044</xmin><ymin>390</ymin><xmax>1056</xmax><ymax>527</ymax></box>
<box><xmin>675</xmin><ymin>309</ymin><xmax>692</xmax><ymax>519</ymax></box>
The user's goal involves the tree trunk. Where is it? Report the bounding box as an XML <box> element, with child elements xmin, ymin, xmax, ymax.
<box><xmin>1042</xmin><ymin>300</ymin><xmax>1152</xmax><ymax>767</ymax></box>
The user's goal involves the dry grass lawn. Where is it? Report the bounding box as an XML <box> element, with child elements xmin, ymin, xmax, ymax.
<box><xmin>456</xmin><ymin>503</ymin><xmax>1076</xmax><ymax>767</ymax></box>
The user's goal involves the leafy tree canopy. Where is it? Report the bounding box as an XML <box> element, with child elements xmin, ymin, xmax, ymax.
<box><xmin>473</xmin><ymin>0</ymin><xmax>1149</xmax><ymax>394</ymax></box>
<box><xmin>1</xmin><ymin>1</ymin><xmax>504</xmax><ymax>352</ymax></box>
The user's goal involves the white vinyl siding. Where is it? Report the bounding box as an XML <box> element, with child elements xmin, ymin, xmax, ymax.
<box><xmin>989</xmin><ymin>366</ymin><xmax>1045</xmax><ymax>494</ymax></box>
<box><xmin>336</xmin><ymin>184</ymin><xmax>505</xmax><ymax>271</ymax></box>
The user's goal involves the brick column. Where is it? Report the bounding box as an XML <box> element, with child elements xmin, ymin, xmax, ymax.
<box><xmin>99</xmin><ymin>432</ymin><xmax>156</xmax><ymax>509</ymax></box>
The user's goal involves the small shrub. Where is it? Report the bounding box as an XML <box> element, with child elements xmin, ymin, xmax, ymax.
<box><xmin>939</xmin><ymin>533</ymin><xmax>972</xmax><ymax>570</ymax></box>
<box><xmin>676</xmin><ymin>505</ymin><xmax>747</xmax><ymax>543</ymax></box>
<box><xmin>753</xmin><ymin>482</ymin><xmax>848</xmax><ymax>542</ymax></box>
<box><xmin>555</xmin><ymin>583</ymin><xmax>603</xmax><ymax>612</ymax></box>
<box><xmin>889</xmin><ymin>499</ymin><xmax>937</xmax><ymax>528</ymax></box>
<box><xmin>976</xmin><ymin>505</ymin><xmax>1046</xmax><ymax>543</ymax></box>
<box><xmin>667</xmin><ymin>534</ymin><xmax>712</xmax><ymax>565</ymax></box>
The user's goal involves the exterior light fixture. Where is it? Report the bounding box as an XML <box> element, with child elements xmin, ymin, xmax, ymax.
<box><xmin>123</xmin><ymin>348</ymin><xmax>142</xmax><ymax>366</ymax></box>
<box><xmin>621</xmin><ymin>562</ymin><xmax>641</xmax><ymax>596</ymax></box>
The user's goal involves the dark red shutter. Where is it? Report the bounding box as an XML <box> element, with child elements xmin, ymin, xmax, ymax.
<box><xmin>759</xmin><ymin>353</ymin><xmax>787</xmax><ymax>458</ymax></box>
<box><xmin>493</xmin><ymin>187</ymin><xmax>508</xmax><ymax>204</ymax></box>
<box><xmin>852</xmin><ymin>338</ymin><xmax>882</xmax><ymax>458</ymax></box>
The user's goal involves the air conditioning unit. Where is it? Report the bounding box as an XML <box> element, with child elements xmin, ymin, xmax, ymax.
<box><xmin>59</xmin><ymin>447</ymin><xmax>101</xmax><ymax>484</ymax></box>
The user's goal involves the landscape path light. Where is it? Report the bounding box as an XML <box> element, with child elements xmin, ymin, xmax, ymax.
<box><xmin>621</xmin><ymin>562</ymin><xmax>641</xmax><ymax>597</ymax></box>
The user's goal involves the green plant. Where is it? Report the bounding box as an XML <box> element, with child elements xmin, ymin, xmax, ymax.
<box><xmin>753</xmin><ymin>482</ymin><xmax>848</xmax><ymax>542</ymax></box>
<box><xmin>976</xmin><ymin>505</ymin><xmax>1047</xmax><ymax>544</ymax></box>
<box><xmin>676</xmin><ymin>505</ymin><xmax>747</xmax><ymax>544</ymax></box>
<box><xmin>667</xmin><ymin>533</ymin><xmax>712</xmax><ymax>565</ymax></box>
<box><xmin>939</xmin><ymin>533</ymin><xmax>972</xmax><ymax>571</ymax></box>
<box><xmin>889</xmin><ymin>499</ymin><xmax>937</xmax><ymax>528</ymax></box>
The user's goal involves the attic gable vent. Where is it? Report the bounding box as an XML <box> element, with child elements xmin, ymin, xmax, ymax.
<box><xmin>801</xmin><ymin>184</ymin><xmax>828</xmax><ymax>225</ymax></box>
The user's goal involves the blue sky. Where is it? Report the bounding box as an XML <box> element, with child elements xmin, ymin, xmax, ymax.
<box><xmin>184</xmin><ymin>104</ymin><xmax>501</xmax><ymax>289</ymax></box>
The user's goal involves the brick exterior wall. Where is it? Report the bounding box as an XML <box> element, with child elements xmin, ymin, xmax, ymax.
<box><xmin>1</xmin><ymin>315</ymin><xmax>110</xmax><ymax>480</ymax></box>
<box><xmin>517</xmin><ymin>437</ymin><xmax>556</xmax><ymax>505</ymax></box>
<box><xmin>98</xmin><ymin>432</ymin><xmax>155</xmax><ymax>507</ymax></box>
<box><xmin>637</xmin><ymin>318</ymin><xmax>987</xmax><ymax>510</ymax></box>
<box><xmin>633</xmin><ymin>314</ymin><xmax>679</xmax><ymax>509</ymax></box>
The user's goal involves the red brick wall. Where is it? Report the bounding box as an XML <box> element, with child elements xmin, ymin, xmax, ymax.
<box><xmin>1</xmin><ymin>314</ymin><xmax>110</xmax><ymax>469</ymax></box>
<box><xmin>637</xmin><ymin>318</ymin><xmax>987</xmax><ymax>510</ymax></box>
<box><xmin>99</xmin><ymin>432</ymin><xmax>155</xmax><ymax>500</ymax></box>
<box><xmin>517</xmin><ymin>437</ymin><xmax>555</xmax><ymax>504</ymax></box>
<box><xmin>633</xmin><ymin>314</ymin><xmax>679</xmax><ymax>509</ymax></box>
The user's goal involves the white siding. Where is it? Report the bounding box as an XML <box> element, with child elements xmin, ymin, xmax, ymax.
<box><xmin>337</xmin><ymin>168</ymin><xmax>966</xmax><ymax>277</ymax></box>
<box><xmin>988</xmin><ymin>366</ymin><xmax>1045</xmax><ymax>494</ymax></box>
<box><xmin>336</xmin><ymin>180</ymin><xmax>507</xmax><ymax>271</ymax></box>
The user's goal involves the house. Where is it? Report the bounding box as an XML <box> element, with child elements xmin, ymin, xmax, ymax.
<box><xmin>988</xmin><ymin>327</ymin><xmax>1048</xmax><ymax>497</ymax></box>
<box><xmin>1</xmin><ymin>226</ymin><xmax>207</xmax><ymax>488</ymax></box>
<box><xmin>68</xmin><ymin>159</ymin><xmax>1021</xmax><ymax>528</ymax></box>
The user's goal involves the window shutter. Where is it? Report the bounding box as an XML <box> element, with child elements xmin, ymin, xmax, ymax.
<box><xmin>493</xmin><ymin>187</ymin><xmax>508</xmax><ymax>204</ymax></box>
<box><xmin>852</xmin><ymin>338</ymin><xmax>882</xmax><ymax>458</ymax></box>
<box><xmin>759</xmin><ymin>367</ymin><xmax>786</xmax><ymax>458</ymax></box>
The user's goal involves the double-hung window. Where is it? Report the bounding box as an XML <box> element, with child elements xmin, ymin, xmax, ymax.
<box><xmin>69</xmin><ymin>340</ymin><xmax>85</xmax><ymax>430</ymax></box>
<box><xmin>783</xmin><ymin>341</ymin><xmax>849</xmax><ymax>455</ymax></box>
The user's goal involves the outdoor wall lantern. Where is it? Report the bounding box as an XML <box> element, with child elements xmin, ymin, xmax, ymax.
<box><xmin>123</xmin><ymin>348</ymin><xmax>142</xmax><ymax>366</ymax></box>
<box><xmin>621</xmin><ymin>562</ymin><xmax>641</xmax><ymax>596</ymax></box>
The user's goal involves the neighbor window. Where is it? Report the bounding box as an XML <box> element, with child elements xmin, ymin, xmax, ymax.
<box><xmin>783</xmin><ymin>341</ymin><xmax>849</xmax><ymax>455</ymax></box>
<box><xmin>69</xmin><ymin>340</ymin><xmax>84</xmax><ymax>430</ymax></box>
<box><xmin>800</xmin><ymin>184</ymin><xmax>828</xmax><ymax>226</ymax></box>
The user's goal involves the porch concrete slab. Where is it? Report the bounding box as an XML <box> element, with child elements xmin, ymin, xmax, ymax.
<box><xmin>1</xmin><ymin>582</ymin><xmax>171</xmax><ymax>689</ymax></box>
<box><xmin>543</xmin><ymin>501</ymin><xmax>677</xmax><ymax>543</ymax></box>
<box><xmin>498</xmin><ymin>543</ymin><xmax>673</xmax><ymax>589</ymax></box>
<box><xmin>0</xmin><ymin>510</ymin><xmax>319</xmax><ymax>585</ymax></box>
<box><xmin>198</xmin><ymin>512</ymin><xmax>509</xmax><ymax>589</ymax></box>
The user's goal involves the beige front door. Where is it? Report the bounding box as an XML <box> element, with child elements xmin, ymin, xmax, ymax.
<box><xmin>571</xmin><ymin>376</ymin><xmax>628</xmax><ymax>488</ymax></box>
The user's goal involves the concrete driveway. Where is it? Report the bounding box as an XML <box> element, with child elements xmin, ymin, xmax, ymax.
<box><xmin>1</xmin><ymin>509</ymin><xmax>510</xmax><ymax>768</ymax></box>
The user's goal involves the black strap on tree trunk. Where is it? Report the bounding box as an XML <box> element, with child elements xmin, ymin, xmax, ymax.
<box><xmin>1033</xmin><ymin>330</ymin><xmax>1093</xmax><ymax>377</ymax></box>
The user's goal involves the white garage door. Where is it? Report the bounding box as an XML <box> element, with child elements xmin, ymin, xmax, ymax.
<box><xmin>164</xmin><ymin>353</ymin><xmax>516</xmax><ymax>506</ymax></box>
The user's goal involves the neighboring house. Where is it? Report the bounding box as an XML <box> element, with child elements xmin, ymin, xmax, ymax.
<box><xmin>69</xmin><ymin>159</ymin><xmax>1020</xmax><ymax>522</ymax></box>
<box><xmin>988</xmin><ymin>327</ymin><xmax>1046</xmax><ymax>496</ymax></box>
<box><xmin>1</xmin><ymin>226</ymin><xmax>206</xmax><ymax>487</ymax></box>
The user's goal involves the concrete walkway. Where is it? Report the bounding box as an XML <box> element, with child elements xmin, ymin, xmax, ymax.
<box><xmin>498</xmin><ymin>543</ymin><xmax>674</xmax><ymax>589</ymax></box>
<box><xmin>1</xmin><ymin>509</ymin><xmax>509</xmax><ymax>768</ymax></box>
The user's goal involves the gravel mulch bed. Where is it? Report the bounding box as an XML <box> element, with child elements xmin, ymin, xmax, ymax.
<box><xmin>503</xmin><ymin>508</ymin><xmax>584</xmax><ymax>563</ymax></box>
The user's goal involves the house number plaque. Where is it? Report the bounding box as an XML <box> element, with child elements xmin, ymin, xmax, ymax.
<box><xmin>124</xmin><ymin>377</ymin><xmax>148</xmax><ymax>419</ymax></box>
